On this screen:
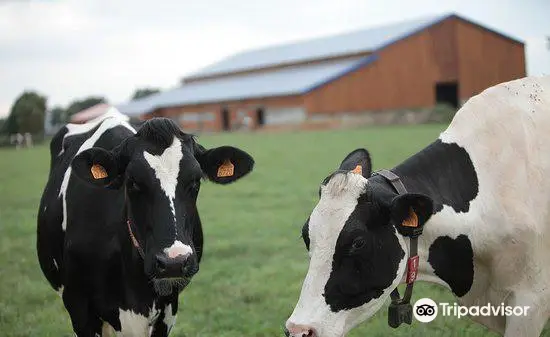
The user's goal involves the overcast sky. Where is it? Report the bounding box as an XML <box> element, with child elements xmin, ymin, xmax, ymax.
<box><xmin>0</xmin><ymin>0</ymin><xmax>548</xmax><ymax>117</ymax></box>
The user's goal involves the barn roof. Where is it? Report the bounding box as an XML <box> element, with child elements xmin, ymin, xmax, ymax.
<box><xmin>186</xmin><ymin>14</ymin><xmax>446</xmax><ymax>80</ymax></box>
<box><xmin>117</xmin><ymin>13</ymin><xmax>523</xmax><ymax>116</ymax></box>
<box><xmin>186</xmin><ymin>13</ymin><xmax>523</xmax><ymax>80</ymax></box>
<box><xmin>117</xmin><ymin>56</ymin><xmax>375</xmax><ymax>116</ymax></box>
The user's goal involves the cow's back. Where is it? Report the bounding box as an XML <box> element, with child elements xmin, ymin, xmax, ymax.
<box><xmin>439</xmin><ymin>75</ymin><xmax>550</xmax><ymax>241</ymax></box>
<box><xmin>37</xmin><ymin>114</ymin><xmax>135</xmax><ymax>292</ymax></box>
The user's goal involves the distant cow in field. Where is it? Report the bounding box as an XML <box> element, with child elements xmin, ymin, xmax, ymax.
<box><xmin>284</xmin><ymin>76</ymin><xmax>550</xmax><ymax>337</ymax></box>
<box><xmin>37</xmin><ymin>109</ymin><xmax>254</xmax><ymax>336</ymax></box>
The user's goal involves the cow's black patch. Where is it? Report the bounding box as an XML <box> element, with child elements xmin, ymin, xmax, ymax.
<box><xmin>302</xmin><ymin>217</ymin><xmax>310</xmax><ymax>251</ymax></box>
<box><xmin>393</xmin><ymin>139</ymin><xmax>478</xmax><ymax>213</ymax></box>
<box><xmin>136</xmin><ymin>117</ymin><xmax>194</xmax><ymax>152</ymax></box>
<box><xmin>428</xmin><ymin>234</ymin><xmax>474</xmax><ymax>297</ymax></box>
<box><xmin>324</xmin><ymin>192</ymin><xmax>405</xmax><ymax>312</ymax></box>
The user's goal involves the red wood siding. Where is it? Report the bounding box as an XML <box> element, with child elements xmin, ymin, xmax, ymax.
<box><xmin>304</xmin><ymin>17</ymin><xmax>525</xmax><ymax>114</ymax></box>
<box><xmin>455</xmin><ymin>19</ymin><xmax>526</xmax><ymax>99</ymax></box>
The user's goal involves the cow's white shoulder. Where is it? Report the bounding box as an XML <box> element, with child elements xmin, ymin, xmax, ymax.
<box><xmin>438</xmin><ymin>76</ymin><xmax>550</xmax><ymax>233</ymax></box>
<box><xmin>60</xmin><ymin>107</ymin><xmax>133</xmax><ymax>156</ymax></box>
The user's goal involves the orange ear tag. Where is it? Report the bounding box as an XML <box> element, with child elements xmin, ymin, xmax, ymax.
<box><xmin>351</xmin><ymin>165</ymin><xmax>362</xmax><ymax>175</ymax></box>
<box><xmin>402</xmin><ymin>208</ymin><xmax>419</xmax><ymax>228</ymax></box>
<box><xmin>217</xmin><ymin>160</ymin><xmax>235</xmax><ymax>178</ymax></box>
<box><xmin>91</xmin><ymin>164</ymin><xmax>108</xmax><ymax>179</ymax></box>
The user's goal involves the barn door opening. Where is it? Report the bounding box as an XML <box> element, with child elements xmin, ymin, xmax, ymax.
<box><xmin>256</xmin><ymin>107</ymin><xmax>265</xmax><ymax>127</ymax></box>
<box><xmin>221</xmin><ymin>107</ymin><xmax>230</xmax><ymax>131</ymax></box>
<box><xmin>435</xmin><ymin>82</ymin><xmax>459</xmax><ymax>108</ymax></box>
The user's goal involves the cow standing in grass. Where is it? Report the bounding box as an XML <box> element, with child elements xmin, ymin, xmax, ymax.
<box><xmin>284</xmin><ymin>75</ymin><xmax>550</xmax><ymax>337</ymax></box>
<box><xmin>37</xmin><ymin>110</ymin><xmax>254</xmax><ymax>336</ymax></box>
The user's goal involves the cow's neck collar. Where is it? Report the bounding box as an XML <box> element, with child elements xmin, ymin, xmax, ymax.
<box><xmin>127</xmin><ymin>219</ymin><xmax>145</xmax><ymax>259</ymax></box>
<box><xmin>371</xmin><ymin>169</ymin><xmax>423</xmax><ymax>329</ymax></box>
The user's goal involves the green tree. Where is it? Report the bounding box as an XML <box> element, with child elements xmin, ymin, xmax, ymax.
<box><xmin>3</xmin><ymin>113</ymin><xmax>18</xmax><ymax>134</ymax></box>
<box><xmin>6</xmin><ymin>91</ymin><xmax>47</xmax><ymax>134</ymax></box>
<box><xmin>131</xmin><ymin>88</ymin><xmax>160</xmax><ymax>100</ymax></box>
<box><xmin>65</xmin><ymin>97</ymin><xmax>107</xmax><ymax>118</ymax></box>
<box><xmin>50</xmin><ymin>106</ymin><xmax>66</xmax><ymax>125</ymax></box>
<box><xmin>0</xmin><ymin>118</ymin><xmax>5</xmax><ymax>134</ymax></box>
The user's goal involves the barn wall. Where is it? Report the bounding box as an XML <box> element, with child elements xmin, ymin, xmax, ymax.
<box><xmin>303</xmin><ymin>18</ymin><xmax>460</xmax><ymax>114</ymax></box>
<box><xmin>146</xmin><ymin>95</ymin><xmax>304</xmax><ymax>131</ymax></box>
<box><xmin>455</xmin><ymin>20</ymin><xmax>526</xmax><ymax>100</ymax></box>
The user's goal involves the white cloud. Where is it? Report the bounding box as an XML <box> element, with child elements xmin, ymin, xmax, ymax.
<box><xmin>0</xmin><ymin>0</ymin><xmax>548</xmax><ymax>118</ymax></box>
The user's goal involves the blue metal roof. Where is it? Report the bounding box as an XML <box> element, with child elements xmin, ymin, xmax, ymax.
<box><xmin>117</xmin><ymin>56</ymin><xmax>376</xmax><ymax>116</ymax></box>
<box><xmin>186</xmin><ymin>14</ymin><xmax>448</xmax><ymax>79</ymax></box>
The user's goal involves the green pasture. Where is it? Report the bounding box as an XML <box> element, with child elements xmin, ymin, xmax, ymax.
<box><xmin>1</xmin><ymin>124</ymin><xmax>545</xmax><ymax>336</ymax></box>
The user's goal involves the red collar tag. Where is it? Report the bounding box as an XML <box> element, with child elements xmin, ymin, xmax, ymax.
<box><xmin>406</xmin><ymin>255</ymin><xmax>419</xmax><ymax>284</ymax></box>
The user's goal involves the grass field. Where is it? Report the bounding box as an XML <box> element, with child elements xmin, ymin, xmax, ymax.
<box><xmin>1</xmin><ymin>124</ymin><xmax>547</xmax><ymax>337</ymax></box>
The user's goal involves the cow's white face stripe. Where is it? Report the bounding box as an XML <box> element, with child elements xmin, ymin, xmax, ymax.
<box><xmin>143</xmin><ymin>137</ymin><xmax>183</xmax><ymax>237</ymax></box>
<box><xmin>59</xmin><ymin>117</ymin><xmax>136</xmax><ymax>230</ymax></box>
<box><xmin>164</xmin><ymin>240</ymin><xmax>192</xmax><ymax>258</ymax></box>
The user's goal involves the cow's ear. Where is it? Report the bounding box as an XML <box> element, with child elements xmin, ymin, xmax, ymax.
<box><xmin>71</xmin><ymin>147</ymin><xmax>122</xmax><ymax>189</ymax></box>
<box><xmin>196</xmin><ymin>145</ymin><xmax>254</xmax><ymax>184</ymax></box>
<box><xmin>338</xmin><ymin>148</ymin><xmax>372</xmax><ymax>178</ymax></box>
<box><xmin>390</xmin><ymin>193</ymin><xmax>434</xmax><ymax>236</ymax></box>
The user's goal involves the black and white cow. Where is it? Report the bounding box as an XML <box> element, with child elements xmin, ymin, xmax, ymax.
<box><xmin>285</xmin><ymin>75</ymin><xmax>550</xmax><ymax>337</ymax></box>
<box><xmin>37</xmin><ymin>109</ymin><xmax>254</xmax><ymax>336</ymax></box>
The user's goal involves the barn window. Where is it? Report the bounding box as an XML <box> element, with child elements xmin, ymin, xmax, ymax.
<box><xmin>221</xmin><ymin>107</ymin><xmax>230</xmax><ymax>131</ymax></box>
<box><xmin>256</xmin><ymin>107</ymin><xmax>265</xmax><ymax>126</ymax></box>
<box><xmin>435</xmin><ymin>82</ymin><xmax>459</xmax><ymax>109</ymax></box>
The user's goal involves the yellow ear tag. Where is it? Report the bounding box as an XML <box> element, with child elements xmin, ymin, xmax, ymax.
<box><xmin>217</xmin><ymin>160</ymin><xmax>235</xmax><ymax>178</ymax></box>
<box><xmin>351</xmin><ymin>165</ymin><xmax>362</xmax><ymax>175</ymax></box>
<box><xmin>402</xmin><ymin>208</ymin><xmax>419</xmax><ymax>228</ymax></box>
<box><xmin>90</xmin><ymin>164</ymin><xmax>108</xmax><ymax>179</ymax></box>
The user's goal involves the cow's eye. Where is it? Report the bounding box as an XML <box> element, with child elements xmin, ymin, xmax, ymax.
<box><xmin>189</xmin><ymin>179</ymin><xmax>200</xmax><ymax>192</ymax></box>
<box><xmin>351</xmin><ymin>237</ymin><xmax>366</xmax><ymax>251</ymax></box>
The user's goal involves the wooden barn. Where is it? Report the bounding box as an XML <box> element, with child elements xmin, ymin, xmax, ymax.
<box><xmin>117</xmin><ymin>13</ymin><xmax>526</xmax><ymax>132</ymax></box>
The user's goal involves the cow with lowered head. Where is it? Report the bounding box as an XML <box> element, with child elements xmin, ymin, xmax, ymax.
<box><xmin>285</xmin><ymin>75</ymin><xmax>550</xmax><ymax>337</ymax></box>
<box><xmin>37</xmin><ymin>113</ymin><xmax>254</xmax><ymax>336</ymax></box>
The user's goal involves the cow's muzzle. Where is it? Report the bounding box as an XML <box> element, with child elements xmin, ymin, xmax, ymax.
<box><xmin>152</xmin><ymin>253</ymin><xmax>199</xmax><ymax>296</ymax></box>
<box><xmin>154</xmin><ymin>253</ymin><xmax>198</xmax><ymax>279</ymax></box>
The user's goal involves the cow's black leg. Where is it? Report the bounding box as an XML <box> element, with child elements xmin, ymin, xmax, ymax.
<box><xmin>62</xmin><ymin>288</ymin><xmax>102</xmax><ymax>337</ymax></box>
<box><xmin>150</xmin><ymin>298</ymin><xmax>179</xmax><ymax>337</ymax></box>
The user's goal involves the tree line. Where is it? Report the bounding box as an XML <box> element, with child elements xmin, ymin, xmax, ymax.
<box><xmin>0</xmin><ymin>87</ymin><xmax>160</xmax><ymax>135</ymax></box>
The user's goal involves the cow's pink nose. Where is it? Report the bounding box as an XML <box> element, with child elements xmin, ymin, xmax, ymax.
<box><xmin>284</xmin><ymin>322</ymin><xmax>316</xmax><ymax>337</ymax></box>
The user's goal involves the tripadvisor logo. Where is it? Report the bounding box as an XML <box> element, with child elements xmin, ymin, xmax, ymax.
<box><xmin>413</xmin><ymin>298</ymin><xmax>438</xmax><ymax>323</ymax></box>
<box><xmin>412</xmin><ymin>298</ymin><xmax>531</xmax><ymax>323</ymax></box>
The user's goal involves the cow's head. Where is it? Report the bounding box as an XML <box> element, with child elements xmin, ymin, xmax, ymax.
<box><xmin>285</xmin><ymin>149</ymin><xmax>433</xmax><ymax>337</ymax></box>
<box><xmin>72</xmin><ymin>118</ymin><xmax>254</xmax><ymax>295</ymax></box>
